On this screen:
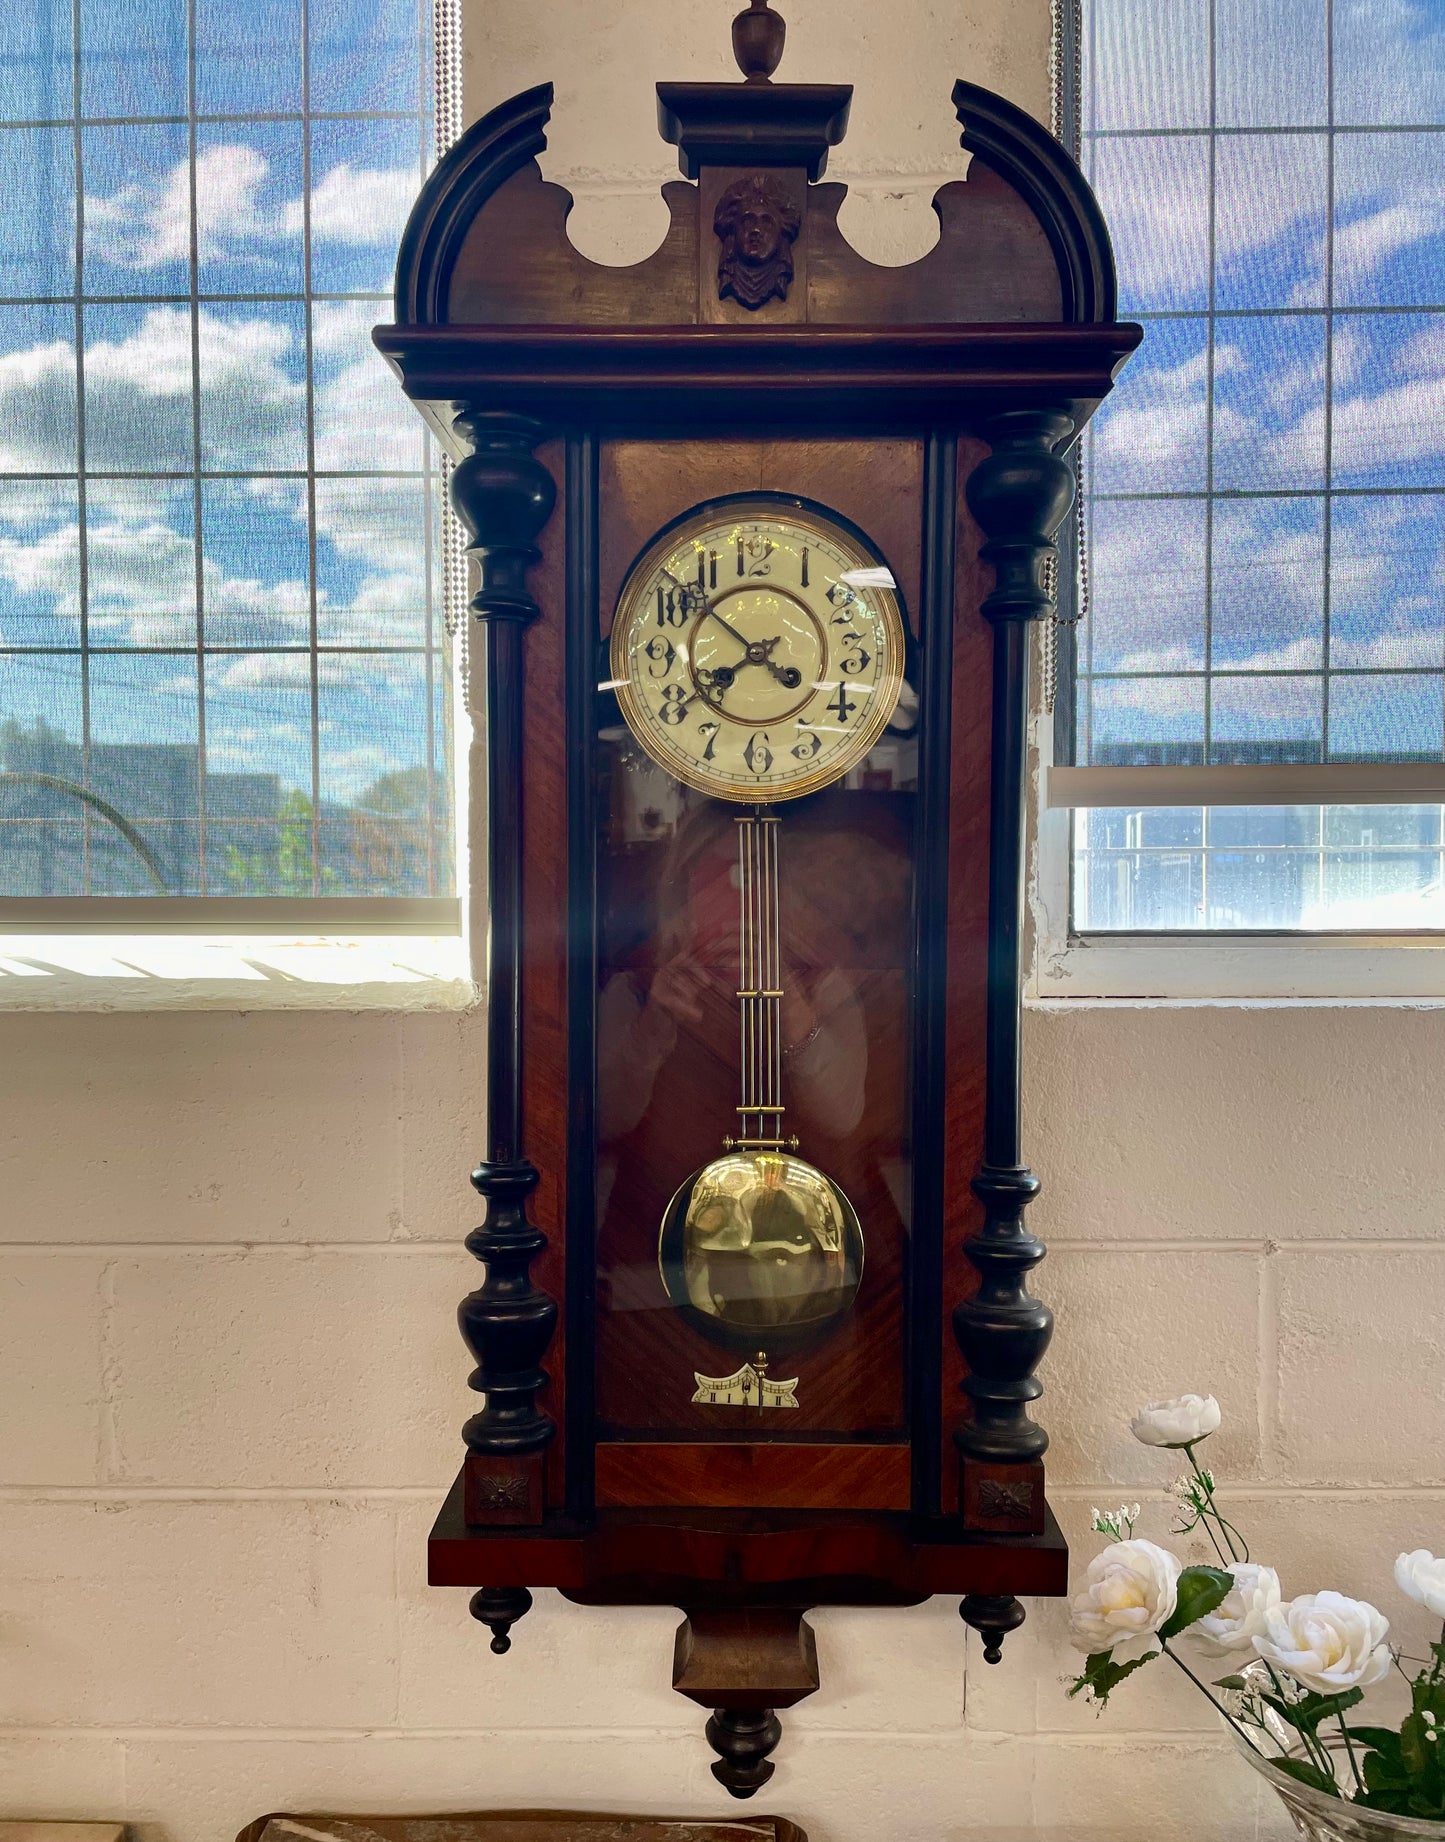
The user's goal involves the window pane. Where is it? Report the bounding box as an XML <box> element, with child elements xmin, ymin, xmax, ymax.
<box><xmin>0</xmin><ymin>0</ymin><xmax>451</xmax><ymax>901</ymax></box>
<box><xmin>0</xmin><ymin>303</ymin><xmax>76</xmax><ymax>470</ymax></box>
<box><xmin>1215</xmin><ymin>133</ymin><xmax>1327</xmax><ymax>311</ymax></box>
<box><xmin>1090</xmin><ymin>135</ymin><xmax>1210</xmax><ymax>313</ymax></box>
<box><xmin>84</xmin><ymin>301</ymin><xmax>192</xmax><ymax>473</ymax></box>
<box><xmin>1210</xmin><ymin>674</ymin><xmax>1323</xmax><ymax>763</ymax></box>
<box><xmin>82</xmin><ymin>123</ymin><xmax>190</xmax><ymax>297</ymax></box>
<box><xmin>1334</xmin><ymin>0</ymin><xmax>1445</xmax><ymax>127</ymax></box>
<box><xmin>315</xmin><ymin>475</ymin><xmax>429</xmax><ymax>645</ymax></box>
<box><xmin>1086</xmin><ymin>497</ymin><xmax>1208</xmax><ymax>676</ymax></box>
<box><xmin>1089</xmin><ymin>676</ymin><xmax>1206</xmax><ymax>763</ymax></box>
<box><xmin>193</xmin><ymin>124</ymin><xmax>306</xmax><ymax>298</ymax></box>
<box><xmin>1331</xmin><ymin>313</ymin><xmax>1445</xmax><ymax>490</ymax></box>
<box><xmin>198</xmin><ymin>301</ymin><xmax>306</xmax><ymax>472</ymax></box>
<box><xmin>1077</xmin><ymin>0</ymin><xmax>1445</xmax><ymax>938</ymax></box>
<box><xmin>1213</xmin><ymin>314</ymin><xmax>1327</xmax><ymax>492</ymax></box>
<box><xmin>200</xmin><ymin>480</ymin><xmax>311</xmax><ymax>648</ymax></box>
<box><xmin>1211</xmin><ymin>496</ymin><xmax>1325</xmax><ymax>670</ymax></box>
<box><xmin>308</xmin><ymin>116</ymin><xmax>419</xmax><ymax>296</ymax></box>
<box><xmin>1089</xmin><ymin>0</ymin><xmax>1209</xmax><ymax>129</ymax></box>
<box><xmin>1328</xmin><ymin>673</ymin><xmax>1443</xmax><ymax>761</ymax></box>
<box><xmin>1334</xmin><ymin>133</ymin><xmax>1445</xmax><ymax>310</ymax></box>
<box><xmin>1090</xmin><ymin>316</ymin><xmax>1207</xmax><ymax>495</ymax></box>
<box><xmin>1216</xmin><ymin>0</ymin><xmax>1327</xmax><ymax>127</ymax></box>
<box><xmin>313</xmin><ymin>300</ymin><xmax>423</xmax><ymax>471</ymax></box>
<box><xmin>87</xmin><ymin>478</ymin><xmax>197</xmax><ymax>647</ymax></box>
<box><xmin>196</xmin><ymin>0</ymin><xmax>302</xmax><ymax>116</ymax></box>
<box><xmin>1077</xmin><ymin>804</ymin><xmax>1445</xmax><ymax>930</ymax></box>
<box><xmin>0</xmin><ymin>479</ymin><xmax>80</xmax><ymax>646</ymax></box>
<box><xmin>1329</xmin><ymin>495</ymin><xmax>1445</xmax><ymax>671</ymax></box>
<box><xmin>0</xmin><ymin>125</ymin><xmax>74</xmax><ymax>298</ymax></box>
<box><xmin>0</xmin><ymin>0</ymin><xmax>74</xmax><ymax>125</ymax></box>
<box><xmin>310</xmin><ymin>0</ymin><xmax>424</xmax><ymax>114</ymax></box>
<box><xmin>79</xmin><ymin>0</ymin><xmax>187</xmax><ymax>119</ymax></box>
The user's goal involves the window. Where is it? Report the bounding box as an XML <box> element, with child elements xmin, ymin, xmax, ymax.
<box><xmin>1063</xmin><ymin>0</ymin><xmax>1445</xmax><ymax>934</ymax></box>
<box><xmin>0</xmin><ymin>0</ymin><xmax>454</xmax><ymax>911</ymax></box>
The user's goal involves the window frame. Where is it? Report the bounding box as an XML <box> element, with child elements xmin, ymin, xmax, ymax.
<box><xmin>0</xmin><ymin>0</ymin><xmax>463</xmax><ymax>943</ymax></box>
<box><xmin>1042</xmin><ymin>0</ymin><xmax>1445</xmax><ymax>996</ymax></box>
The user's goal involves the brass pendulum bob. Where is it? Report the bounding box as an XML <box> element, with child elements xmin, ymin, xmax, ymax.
<box><xmin>659</xmin><ymin>807</ymin><xmax>863</xmax><ymax>1353</ymax></box>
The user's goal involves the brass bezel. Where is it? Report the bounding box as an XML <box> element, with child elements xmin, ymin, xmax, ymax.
<box><xmin>610</xmin><ymin>495</ymin><xmax>908</xmax><ymax>804</ymax></box>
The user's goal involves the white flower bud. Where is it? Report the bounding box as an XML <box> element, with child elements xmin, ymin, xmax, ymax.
<box><xmin>1131</xmin><ymin>1394</ymin><xmax>1222</xmax><ymax>1449</ymax></box>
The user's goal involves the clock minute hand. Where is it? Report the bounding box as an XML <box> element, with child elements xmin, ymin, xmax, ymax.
<box><xmin>662</xmin><ymin>570</ymin><xmax>800</xmax><ymax>687</ymax></box>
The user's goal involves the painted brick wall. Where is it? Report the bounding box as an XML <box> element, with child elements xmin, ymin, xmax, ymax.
<box><xmin>3</xmin><ymin>3</ymin><xmax>1444</xmax><ymax>1838</ymax></box>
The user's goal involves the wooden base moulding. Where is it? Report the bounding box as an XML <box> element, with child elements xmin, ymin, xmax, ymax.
<box><xmin>430</xmin><ymin>1468</ymin><xmax>1066</xmax><ymax>1601</ymax></box>
<box><xmin>593</xmin><ymin>1442</ymin><xmax>912</xmax><ymax>1511</ymax></box>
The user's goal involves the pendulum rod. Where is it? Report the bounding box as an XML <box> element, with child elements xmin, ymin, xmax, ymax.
<box><xmin>731</xmin><ymin>809</ymin><xmax>792</xmax><ymax>1152</ymax></box>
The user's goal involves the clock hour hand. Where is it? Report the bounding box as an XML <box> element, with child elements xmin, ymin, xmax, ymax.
<box><xmin>662</xmin><ymin>569</ymin><xmax>800</xmax><ymax>688</ymax></box>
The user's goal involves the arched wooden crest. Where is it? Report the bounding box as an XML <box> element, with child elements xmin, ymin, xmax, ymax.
<box><xmin>392</xmin><ymin>77</ymin><xmax>1117</xmax><ymax>331</ymax></box>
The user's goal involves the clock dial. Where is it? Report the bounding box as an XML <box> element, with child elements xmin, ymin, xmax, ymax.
<box><xmin>610</xmin><ymin>498</ymin><xmax>907</xmax><ymax>802</ymax></box>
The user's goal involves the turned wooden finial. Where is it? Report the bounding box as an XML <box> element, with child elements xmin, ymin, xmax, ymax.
<box><xmin>732</xmin><ymin>0</ymin><xmax>785</xmax><ymax>82</ymax></box>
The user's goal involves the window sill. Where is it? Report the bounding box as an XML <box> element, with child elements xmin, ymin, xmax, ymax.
<box><xmin>1031</xmin><ymin>929</ymin><xmax>1445</xmax><ymax>1005</ymax></box>
<box><xmin>0</xmin><ymin>933</ymin><xmax>475</xmax><ymax>1011</ymax></box>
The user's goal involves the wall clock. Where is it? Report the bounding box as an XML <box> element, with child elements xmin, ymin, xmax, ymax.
<box><xmin>377</xmin><ymin>0</ymin><xmax>1139</xmax><ymax>1797</ymax></box>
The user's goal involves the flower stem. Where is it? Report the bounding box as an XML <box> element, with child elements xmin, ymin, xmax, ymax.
<box><xmin>1183</xmin><ymin>1443</ymin><xmax>1246</xmax><ymax>1564</ymax></box>
<box><xmin>1337</xmin><ymin>1714</ymin><xmax>1365</xmax><ymax>1795</ymax></box>
<box><xmin>1160</xmin><ymin>1640</ymin><xmax>1270</xmax><ymax>1761</ymax></box>
<box><xmin>1260</xmin><ymin>1663</ymin><xmax>1336</xmax><ymax>1787</ymax></box>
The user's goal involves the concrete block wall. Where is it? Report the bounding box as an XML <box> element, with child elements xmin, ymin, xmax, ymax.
<box><xmin>6</xmin><ymin>1002</ymin><xmax>1444</xmax><ymax>1841</ymax></box>
<box><xmin>4</xmin><ymin>3</ymin><xmax>1445</xmax><ymax>1837</ymax></box>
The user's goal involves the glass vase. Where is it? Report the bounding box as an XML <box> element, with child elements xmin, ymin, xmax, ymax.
<box><xmin>1234</xmin><ymin>1732</ymin><xmax>1445</xmax><ymax>1842</ymax></box>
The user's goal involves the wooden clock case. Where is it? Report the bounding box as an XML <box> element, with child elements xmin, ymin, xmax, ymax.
<box><xmin>375</xmin><ymin>4</ymin><xmax>1139</xmax><ymax>1797</ymax></box>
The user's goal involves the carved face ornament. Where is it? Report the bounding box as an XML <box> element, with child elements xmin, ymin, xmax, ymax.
<box><xmin>714</xmin><ymin>174</ymin><xmax>801</xmax><ymax>309</ymax></box>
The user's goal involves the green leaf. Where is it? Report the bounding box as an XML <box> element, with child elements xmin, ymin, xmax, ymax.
<box><xmin>1261</xmin><ymin>1688</ymin><xmax>1364</xmax><ymax>1733</ymax></box>
<box><xmin>1271</xmin><ymin>1758</ymin><xmax>1341</xmax><ymax>1797</ymax></box>
<box><xmin>1296</xmin><ymin>1688</ymin><xmax>1365</xmax><ymax>1731</ymax></box>
<box><xmin>1068</xmin><ymin>1647</ymin><xmax>1157</xmax><ymax>1707</ymax></box>
<box><xmin>1158</xmin><ymin>1565</ymin><xmax>1234</xmax><ymax>1640</ymax></box>
<box><xmin>1362</xmin><ymin>1750</ymin><xmax>1408</xmax><ymax>1795</ymax></box>
<box><xmin>1400</xmin><ymin>1712</ymin><xmax>1434</xmax><ymax>1777</ymax></box>
<box><xmin>1214</xmin><ymin>1674</ymin><xmax>1251</xmax><ymax>1691</ymax></box>
<box><xmin>1348</xmin><ymin>1727</ymin><xmax>1404</xmax><ymax>1758</ymax></box>
<box><xmin>1356</xmin><ymin>1786</ymin><xmax>1416</xmax><ymax>1815</ymax></box>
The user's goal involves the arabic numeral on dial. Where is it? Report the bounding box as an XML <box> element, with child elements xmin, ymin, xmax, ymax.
<box><xmin>655</xmin><ymin>585</ymin><xmax>687</xmax><ymax>628</ymax></box>
<box><xmin>658</xmin><ymin>684</ymin><xmax>690</xmax><ymax>726</ymax></box>
<box><xmin>643</xmin><ymin>635</ymin><xmax>675</xmax><ymax>677</ymax></box>
<box><xmin>791</xmin><ymin>728</ymin><xmax>821</xmax><ymax>760</ymax></box>
<box><xmin>697</xmin><ymin>719</ymin><xmax>719</xmax><ymax>762</ymax></box>
<box><xmin>828</xmin><ymin>683</ymin><xmax>858</xmax><ymax>725</ymax></box>
<box><xmin>743</xmin><ymin>731</ymin><xmax>773</xmax><ymax>775</ymax></box>
<box><xmin>746</xmin><ymin>536</ymin><xmax>774</xmax><ymax>577</ymax></box>
<box><xmin>826</xmin><ymin>581</ymin><xmax>856</xmax><ymax>613</ymax></box>
<box><xmin>838</xmin><ymin>631</ymin><xmax>871</xmax><ymax>675</ymax></box>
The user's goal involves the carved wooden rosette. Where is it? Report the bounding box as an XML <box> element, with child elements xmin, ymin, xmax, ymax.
<box><xmin>449</xmin><ymin>411</ymin><xmax>560</xmax><ymax>1638</ymax></box>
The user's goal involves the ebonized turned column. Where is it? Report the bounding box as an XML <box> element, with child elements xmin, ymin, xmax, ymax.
<box><xmin>954</xmin><ymin>407</ymin><xmax>1075</xmax><ymax>1648</ymax></box>
<box><xmin>448</xmin><ymin>409</ymin><xmax>559</xmax><ymax>1653</ymax></box>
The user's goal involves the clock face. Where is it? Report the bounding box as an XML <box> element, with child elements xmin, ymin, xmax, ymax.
<box><xmin>610</xmin><ymin>497</ymin><xmax>907</xmax><ymax>802</ymax></box>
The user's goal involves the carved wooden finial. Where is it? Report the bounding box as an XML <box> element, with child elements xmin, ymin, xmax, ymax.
<box><xmin>732</xmin><ymin>0</ymin><xmax>785</xmax><ymax>83</ymax></box>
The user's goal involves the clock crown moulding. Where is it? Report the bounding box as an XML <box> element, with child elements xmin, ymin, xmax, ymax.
<box><xmin>374</xmin><ymin>1</ymin><xmax>1139</xmax><ymax>1802</ymax></box>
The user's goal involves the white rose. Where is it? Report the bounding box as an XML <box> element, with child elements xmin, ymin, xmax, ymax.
<box><xmin>1253</xmin><ymin>1591</ymin><xmax>1392</xmax><ymax>1695</ymax></box>
<box><xmin>1396</xmin><ymin>1550</ymin><xmax>1445</xmax><ymax>1618</ymax></box>
<box><xmin>1070</xmin><ymin>1539</ymin><xmax>1182</xmax><ymax>1655</ymax></box>
<box><xmin>1131</xmin><ymin>1394</ymin><xmax>1222</xmax><ymax>1448</ymax></box>
<box><xmin>1194</xmin><ymin>1563</ymin><xmax>1282</xmax><ymax>1654</ymax></box>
